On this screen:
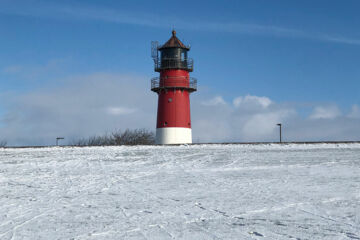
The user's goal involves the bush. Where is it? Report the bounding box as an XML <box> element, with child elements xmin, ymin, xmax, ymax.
<box><xmin>72</xmin><ymin>129</ymin><xmax>155</xmax><ymax>146</ymax></box>
<box><xmin>112</xmin><ymin>129</ymin><xmax>155</xmax><ymax>145</ymax></box>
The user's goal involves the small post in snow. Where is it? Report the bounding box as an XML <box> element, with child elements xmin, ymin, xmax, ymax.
<box><xmin>56</xmin><ymin>137</ymin><xmax>64</xmax><ymax>146</ymax></box>
<box><xmin>277</xmin><ymin>123</ymin><xmax>282</xmax><ymax>143</ymax></box>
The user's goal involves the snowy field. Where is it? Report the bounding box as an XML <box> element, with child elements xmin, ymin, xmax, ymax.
<box><xmin>0</xmin><ymin>144</ymin><xmax>359</xmax><ymax>240</ymax></box>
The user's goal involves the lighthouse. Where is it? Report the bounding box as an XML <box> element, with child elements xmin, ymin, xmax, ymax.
<box><xmin>151</xmin><ymin>30</ymin><xmax>197</xmax><ymax>144</ymax></box>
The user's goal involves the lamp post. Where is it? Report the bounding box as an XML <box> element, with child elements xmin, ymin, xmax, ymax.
<box><xmin>56</xmin><ymin>137</ymin><xmax>64</xmax><ymax>146</ymax></box>
<box><xmin>277</xmin><ymin>123</ymin><xmax>282</xmax><ymax>143</ymax></box>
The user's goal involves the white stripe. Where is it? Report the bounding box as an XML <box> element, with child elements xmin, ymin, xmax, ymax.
<box><xmin>156</xmin><ymin>127</ymin><xmax>192</xmax><ymax>144</ymax></box>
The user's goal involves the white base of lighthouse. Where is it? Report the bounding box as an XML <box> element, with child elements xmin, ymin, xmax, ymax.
<box><xmin>156</xmin><ymin>127</ymin><xmax>192</xmax><ymax>145</ymax></box>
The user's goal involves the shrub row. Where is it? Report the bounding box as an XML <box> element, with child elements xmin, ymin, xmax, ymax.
<box><xmin>71</xmin><ymin>129</ymin><xmax>155</xmax><ymax>146</ymax></box>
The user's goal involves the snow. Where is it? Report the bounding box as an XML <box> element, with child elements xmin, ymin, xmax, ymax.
<box><xmin>0</xmin><ymin>143</ymin><xmax>359</xmax><ymax>239</ymax></box>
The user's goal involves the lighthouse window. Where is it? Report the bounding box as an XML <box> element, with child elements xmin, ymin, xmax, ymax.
<box><xmin>161</xmin><ymin>48</ymin><xmax>180</xmax><ymax>59</ymax></box>
<box><xmin>168</xmin><ymin>98</ymin><xmax>172</xmax><ymax>103</ymax></box>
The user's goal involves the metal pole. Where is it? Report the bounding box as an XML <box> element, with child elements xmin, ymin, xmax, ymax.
<box><xmin>280</xmin><ymin>125</ymin><xmax>282</xmax><ymax>143</ymax></box>
<box><xmin>277</xmin><ymin>124</ymin><xmax>282</xmax><ymax>143</ymax></box>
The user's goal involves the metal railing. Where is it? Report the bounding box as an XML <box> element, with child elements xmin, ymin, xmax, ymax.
<box><xmin>154</xmin><ymin>58</ymin><xmax>193</xmax><ymax>72</ymax></box>
<box><xmin>151</xmin><ymin>76</ymin><xmax>197</xmax><ymax>92</ymax></box>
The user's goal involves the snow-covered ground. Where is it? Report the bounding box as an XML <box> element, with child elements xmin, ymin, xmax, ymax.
<box><xmin>0</xmin><ymin>144</ymin><xmax>359</xmax><ymax>240</ymax></box>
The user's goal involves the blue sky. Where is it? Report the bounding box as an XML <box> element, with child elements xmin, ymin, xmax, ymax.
<box><xmin>0</xmin><ymin>0</ymin><xmax>359</xmax><ymax>145</ymax></box>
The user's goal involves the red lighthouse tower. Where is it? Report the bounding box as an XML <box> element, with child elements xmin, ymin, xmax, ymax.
<box><xmin>151</xmin><ymin>30</ymin><xmax>197</xmax><ymax>144</ymax></box>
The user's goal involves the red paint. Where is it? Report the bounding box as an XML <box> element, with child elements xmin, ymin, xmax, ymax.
<box><xmin>157</xmin><ymin>69</ymin><xmax>191</xmax><ymax>128</ymax></box>
<box><xmin>159</xmin><ymin>69</ymin><xmax>189</xmax><ymax>88</ymax></box>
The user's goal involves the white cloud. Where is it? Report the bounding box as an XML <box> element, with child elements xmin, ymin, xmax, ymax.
<box><xmin>309</xmin><ymin>106</ymin><xmax>341</xmax><ymax>120</ymax></box>
<box><xmin>193</xmin><ymin>95</ymin><xmax>360</xmax><ymax>143</ymax></box>
<box><xmin>2</xmin><ymin>65</ymin><xmax>23</xmax><ymax>74</ymax></box>
<box><xmin>1</xmin><ymin>1</ymin><xmax>360</xmax><ymax>46</ymax></box>
<box><xmin>0</xmin><ymin>77</ymin><xmax>359</xmax><ymax>145</ymax></box>
<box><xmin>348</xmin><ymin>105</ymin><xmax>360</xmax><ymax>119</ymax></box>
<box><xmin>193</xmin><ymin>95</ymin><xmax>295</xmax><ymax>142</ymax></box>
<box><xmin>233</xmin><ymin>95</ymin><xmax>272</xmax><ymax>108</ymax></box>
<box><xmin>242</xmin><ymin>110</ymin><xmax>294</xmax><ymax>140</ymax></box>
<box><xmin>1</xmin><ymin>58</ymin><xmax>71</xmax><ymax>80</ymax></box>
<box><xmin>0</xmin><ymin>73</ymin><xmax>156</xmax><ymax>146</ymax></box>
<box><xmin>201</xmin><ymin>96</ymin><xmax>226</xmax><ymax>106</ymax></box>
<box><xmin>106</xmin><ymin>106</ymin><xmax>137</xmax><ymax>115</ymax></box>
